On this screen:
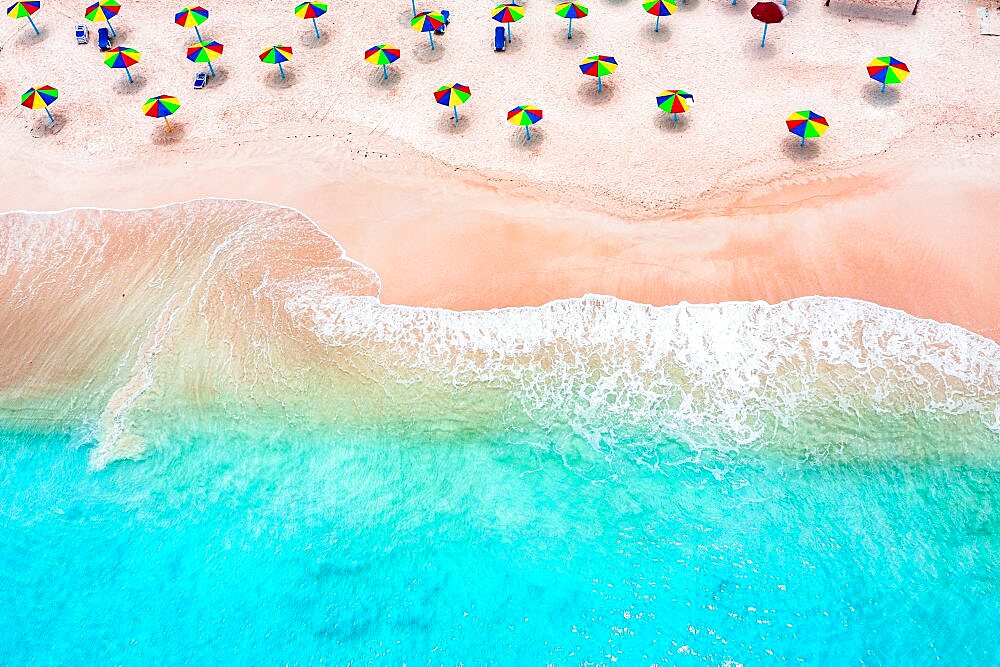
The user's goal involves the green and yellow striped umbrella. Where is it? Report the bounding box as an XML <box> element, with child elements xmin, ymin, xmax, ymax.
<box><xmin>84</xmin><ymin>0</ymin><xmax>120</xmax><ymax>36</ymax></box>
<box><xmin>642</xmin><ymin>0</ymin><xmax>676</xmax><ymax>32</ymax></box>
<box><xmin>492</xmin><ymin>3</ymin><xmax>524</xmax><ymax>42</ymax></box>
<box><xmin>104</xmin><ymin>46</ymin><xmax>140</xmax><ymax>84</ymax></box>
<box><xmin>786</xmin><ymin>110</ymin><xmax>829</xmax><ymax>147</ymax></box>
<box><xmin>507</xmin><ymin>104</ymin><xmax>542</xmax><ymax>141</ymax></box>
<box><xmin>434</xmin><ymin>83</ymin><xmax>471</xmax><ymax>123</ymax></box>
<box><xmin>142</xmin><ymin>94</ymin><xmax>180</xmax><ymax>131</ymax></box>
<box><xmin>656</xmin><ymin>89</ymin><xmax>693</xmax><ymax>122</ymax></box>
<box><xmin>21</xmin><ymin>85</ymin><xmax>58</xmax><ymax>123</ymax></box>
<box><xmin>259</xmin><ymin>45</ymin><xmax>293</xmax><ymax>79</ymax></box>
<box><xmin>294</xmin><ymin>2</ymin><xmax>327</xmax><ymax>39</ymax></box>
<box><xmin>8</xmin><ymin>1</ymin><xmax>41</xmax><ymax>35</ymax></box>
<box><xmin>867</xmin><ymin>56</ymin><xmax>909</xmax><ymax>93</ymax></box>
<box><xmin>554</xmin><ymin>2</ymin><xmax>587</xmax><ymax>39</ymax></box>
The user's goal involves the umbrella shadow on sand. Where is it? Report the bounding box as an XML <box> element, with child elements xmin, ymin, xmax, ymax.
<box><xmin>639</xmin><ymin>24</ymin><xmax>672</xmax><ymax>43</ymax></box>
<box><xmin>265</xmin><ymin>68</ymin><xmax>297</xmax><ymax>89</ymax></box>
<box><xmin>112</xmin><ymin>74</ymin><xmax>149</xmax><ymax>95</ymax></box>
<box><xmin>29</xmin><ymin>116</ymin><xmax>69</xmax><ymax>137</ymax></box>
<box><xmin>299</xmin><ymin>29</ymin><xmax>332</xmax><ymax>48</ymax></box>
<box><xmin>577</xmin><ymin>79</ymin><xmax>617</xmax><ymax>106</ymax></box>
<box><xmin>368</xmin><ymin>67</ymin><xmax>403</xmax><ymax>90</ymax></box>
<box><xmin>16</xmin><ymin>26</ymin><xmax>50</xmax><ymax>47</ymax></box>
<box><xmin>551</xmin><ymin>27</ymin><xmax>587</xmax><ymax>49</ymax></box>
<box><xmin>655</xmin><ymin>112</ymin><xmax>691</xmax><ymax>133</ymax></box>
<box><xmin>742</xmin><ymin>36</ymin><xmax>780</xmax><ymax>60</ymax></box>
<box><xmin>780</xmin><ymin>136</ymin><xmax>821</xmax><ymax>161</ymax></box>
<box><xmin>203</xmin><ymin>66</ymin><xmax>229</xmax><ymax>88</ymax></box>
<box><xmin>151</xmin><ymin>121</ymin><xmax>187</xmax><ymax>145</ymax></box>
<box><xmin>413</xmin><ymin>42</ymin><xmax>446</xmax><ymax>63</ymax></box>
<box><xmin>508</xmin><ymin>126</ymin><xmax>546</xmax><ymax>150</ymax></box>
<box><xmin>436</xmin><ymin>111</ymin><xmax>474</xmax><ymax>135</ymax></box>
<box><xmin>861</xmin><ymin>83</ymin><xmax>901</xmax><ymax>107</ymax></box>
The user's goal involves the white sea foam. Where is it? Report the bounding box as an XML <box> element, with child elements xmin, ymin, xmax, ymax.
<box><xmin>1</xmin><ymin>199</ymin><xmax>998</xmax><ymax>467</ymax></box>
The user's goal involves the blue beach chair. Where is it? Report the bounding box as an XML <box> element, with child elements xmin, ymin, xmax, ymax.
<box><xmin>494</xmin><ymin>25</ymin><xmax>506</xmax><ymax>51</ymax></box>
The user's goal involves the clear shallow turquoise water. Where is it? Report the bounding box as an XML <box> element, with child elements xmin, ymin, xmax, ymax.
<box><xmin>2</xmin><ymin>424</ymin><xmax>998</xmax><ymax>665</ymax></box>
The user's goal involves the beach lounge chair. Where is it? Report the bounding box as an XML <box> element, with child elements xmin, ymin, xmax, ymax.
<box><xmin>75</xmin><ymin>25</ymin><xmax>89</xmax><ymax>44</ymax></box>
<box><xmin>494</xmin><ymin>25</ymin><xmax>506</xmax><ymax>51</ymax></box>
<box><xmin>97</xmin><ymin>27</ymin><xmax>111</xmax><ymax>51</ymax></box>
<box><xmin>193</xmin><ymin>71</ymin><xmax>209</xmax><ymax>89</ymax></box>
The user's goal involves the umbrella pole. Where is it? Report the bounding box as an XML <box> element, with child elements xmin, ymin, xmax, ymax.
<box><xmin>598</xmin><ymin>76</ymin><xmax>602</xmax><ymax>93</ymax></box>
<box><xmin>411</xmin><ymin>0</ymin><xmax>416</xmax><ymax>17</ymax></box>
<box><xmin>760</xmin><ymin>23</ymin><xmax>768</xmax><ymax>47</ymax></box>
<box><xmin>567</xmin><ymin>18</ymin><xmax>572</xmax><ymax>39</ymax></box>
<box><xmin>732</xmin><ymin>0</ymin><xmax>736</xmax><ymax>5</ymax></box>
<box><xmin>278</xmin><ymin>62</ymin><xmax>286</xmax><ymax>79</ymax></box>
<box><xmin>382</xmin><ymin>64</ymin><xmax>388</xmax><ymax>80</ymax></box>
<box><xmin>312</xmin><ymin>18</ymin><xmax>320</xmax><ymax>39</ymax></box>
<box><xmin>429</xmin><ymin>32</ymin><xmax>434</xmax><ymax>50</ymax></box>
<box><xmin>195</xmin><ymin>25</ymin><xmax>202</xmax><ymax>42</ymax></box>
<box><xmin>526</xmin><ymin>126</ymin><xmax>531</xmax><ymax>141</ymax></box>
<box><xmin>165</xmin><ymin>117</ymin><xmax>172</xmax><ymax>133</ymax></box>
<box><xmin>108</xmin><ymin>19</ymin><xmax>116</xmax><ymax>37</ymax></box>
<box><xmin>453</xmin><ymin>106</ymin><xmax>458</xmax><ymax>123</ymax></box>
<box><xmin>28</xmin><ymin>15</ymin><xmax>40</xmax><ymax>35</ymax></box>
<box><xmin>881</xmin><ymin>81</ymin><xmax>886</xmax><ymax>93</ymax></box>
<box><xmin>125</xmin><ymin>66</ymin><xmax>133</xmax><ymax>84</ymax></box>
<box><xmin>507</xmin><ymin>23</ymin><xmax>511</xmax><ymax>42</ymax></box>
<box><xmin>44</xmin><ymin>108</ymin><xmax>54</xmax><ymax>124</ymax></box>
<box><xmin>209</xmin><ymin>61</ymin><xmax>216</xmax><ymax>76</ymax></box>
<box><xmin>655</xmin><ymin>15</ymin><xmax>660</xmax><ymax>32</ymax></box>
<box><xmin>674</xmin><ymin>112</ymin><xmax>678</xmax><ymax>122</ymax></box>
<box><xmin>800</xmin><ymin>135</ymin><xmax>805</xmax><ymax>147</ymax></box>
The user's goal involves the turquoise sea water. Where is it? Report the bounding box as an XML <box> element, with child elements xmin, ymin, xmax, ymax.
<box><xmin>3</xmin><ymin>422</ymin><xmax>998</xmax><ymax>665</ymax></box>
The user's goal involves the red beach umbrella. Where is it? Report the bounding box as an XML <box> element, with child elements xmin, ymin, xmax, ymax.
<box><xmin>751</xmin><ymin>1</ymin><xmax>786</xmax><ymax>47</ymax></box>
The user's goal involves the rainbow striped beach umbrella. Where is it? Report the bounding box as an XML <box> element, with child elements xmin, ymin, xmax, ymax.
<box><xmin>642</xmin><ymin>0</ymin><xmax>676</xmax><ymax>32</ymax></box>
<box><xmin>579</xmin><ymin>54</ymin><xmax>617</xmax><ymax>92</ymax></box>
<box><xmin>143</xmin><ymin>94</ymin><xmax>180</xmax><ymax>132</ymax></box>
<box><xmin>294</xmin><ymin>2</ymin><xmax>327</xmax><ymax>40</ymax></box>
<box><xmin>411</xmin><ymin>11</ymin><xmax>445</xmax><ymax>50</ymax></box>
<box><xmin>555</xmin><ymin>2</ymin><xmax>587</xmax><ymax>39</ymax></box>
<box><xmin>84</xmin><ymin>0</ymin><xmax>119</xmax><ymax>36</ymax></box>
<box><xmin>365</xmin><ymin>44</ymin><xmax>400</xmax><ymax>80</ymax></box>
<box><xmin>507</xmin><ymin>104</ymin><xmax>542</xmax><ymax>141</ymax></box>
<box><xmin>104</xmin><ymin>46</ymin><xmax>140</xmax><ymax>83</ymax></box>
<box><xmin>260</xmin><ymin>45</ymin><xmax>293</xmax><ymax>79</ymax></box>
<box><xmin>174</xmin><ymin>6</ymin><xmax>208</xmax><ymax>42</ymax></box>
<box><xmin>21</xmin><ymin>85</ymin><xmax>58</xmax><ymax>124</ymax></box>
<box><xmin>434</xmin><ymin>83</ymin><xmax>471</xmax><ymax>123</ymax></box>
<box><xmin>786</xmin><ymin>110</ymin><xmax>828</xmax><ymax>147</ymax></box>
<box><xmin>492</xmin><ymin>3</ymin><xmax>524</xmax><ymax>43</ymax></box>
<box><xmin>657</xmin><ymin>89</ymin><xmax>693</xmax><ymax>122</ymax></box>
<box><xmin>867</xmin><ymin>56</ymin><xmax>909</xmax><ymax>93</ymax></box>
<box><xmin>186</xmin><ymin>39</ymin><xmax>223</xmax><ymax>76</ymax></box>
<box><xmin>7</xmin><ymin>1</ymin><xmax>41</xmax><ymax>35</ymax></box>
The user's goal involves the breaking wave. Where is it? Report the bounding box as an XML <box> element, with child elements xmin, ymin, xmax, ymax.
<box><xmin>1</xmin><ymin>199</ymin><xmax>997</xmax><ymax>468</ymax></box>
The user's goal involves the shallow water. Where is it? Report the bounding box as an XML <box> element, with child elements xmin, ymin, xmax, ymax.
<box><xmin>1</xmin><ymin>201</ymin><xmax>999</xmax><ymax>664</ymax></box>
<box><xmin>2</xmin><ymin>423</ymin><xmax>999</xmax><ymax>665</ymax></box>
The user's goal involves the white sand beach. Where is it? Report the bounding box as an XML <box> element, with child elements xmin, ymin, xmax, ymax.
<box><xmin>1</xmin><ymin>0</ymin><xmax>998</xmax><ymax>337</ymax></box>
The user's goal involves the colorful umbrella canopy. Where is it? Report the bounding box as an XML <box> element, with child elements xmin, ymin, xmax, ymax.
<box><xmin>294</xmin><ymin>2</ymin><xmax>327</xmax><ymax>39</ymax></box>
<box><xmin>104</xmin><ymin>46</ymin><xmax>140</xmax><ymax>83</ymax></box>
<box><xmin>143</xmin><ymin>94</ymin><xmax>180</xmax><ymax>131</ymax></box>
<box><xmin>260</xmin><ymin>45</ymin><xmax>293</xmax><ymax>78</ymax></box>
<box><xmin>174</xmin><ymin>6</ymin><xmax>208</xmax><ymax>41</ymax></box>
<box><xmin>365</xmin><ymin>44</ymin><xmax>400</xmax><ymax>80</ymax></box>
<box><xmin>186</xmin><ymin>39</ymin><xmax>223</xmax><ymax>76</ymax></box>
<box><xmin>656</xmin><ymin>89</ymin><xmax>693</xmax><ymax>122</ymax></box>
<box><xmin>21</xmin><ymin>85</ymin><xmax>57</xmax><ymax>123</ymax></box>
<box><xmin>786</xmin><ymin>110</ymin><xmax>828</xmax><ymax>146</ymax></box>
<box><xmin>579</xmin><ymin>55</ymin><xmax>617</xmax><ymax>92</ymax></box>
<box><xmin>554</xmin><ymin>2</ymin><xmax>587</xmax><ymax>39</ymax></box>
<box><xmin>643</xmin><ymin>0</ymin><xmax>676</xmax><ymax>32</ymax></box>
<box><xmin>492</xmin><ymin>3</ymin><xmax>524</xmax><ymax>42</ymax></box>
<box><xmin>434</xmin><ymin>83</ymin><xmax>471</xmax><ymax>123</ymax></box>
<box><xmin>751</xmin><ymin>1</ymin><xmax>786</xmax><ymax>46</ymax></box>
<box><xmin>7</xmin><ymin>1</ymin><xmax>41</xmax><ymax>34</ymax></box>
<box><xmin>867</xmin><ymin>56</ymin><xmax>909</xmax><ymax>92</ymax></box>
<box><xmin>84</xmin><ymin>0</ymin><xmax>120</xmax><ymax>35</ymax></box>
<box><xmin>507</xmin><ymin>104</ymin><xmax>542</xmax><ymax>141</ymax></box>
<box><xmin>410</xmin><ymin>11</ymin><xmax>445</xmax><ymax>49</ymax></box>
